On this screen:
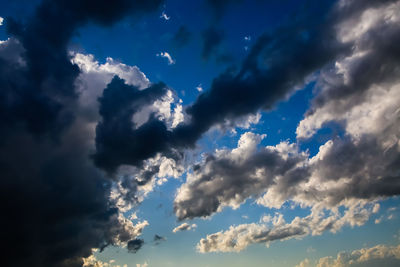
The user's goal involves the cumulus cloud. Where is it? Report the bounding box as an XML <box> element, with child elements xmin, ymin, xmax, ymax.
<box><xmin>172</xmin><ymin>223</ymin><xmax>197</xmax><ymax>233</ymax></box>
<box><xmin>296</xmin><ymin>243</ymin><xmax>400</xmax><ymax>267</ymax></box>
<box><xmin>174</xmin><ymin>132</ymin><xmax>307</xmax><ymax>220</ymax></box>
<box><xmin>0</xmin><ymin>17</ymin><xmax>3</xmax><ymax>26</ymax></box>
<box><xmin>83</xmin><ymin>254</ymin><xmax>121</xmax><ymax>267</ymax></box>
<box><xmin>71</xmin><ymin>52</ymin><xmax>150</xmax><ymax>121</ymax></box>
<box><xmin>197</xmin><ymin>202</ymin><xmax>377</xmax><ymax>253</ymax></box>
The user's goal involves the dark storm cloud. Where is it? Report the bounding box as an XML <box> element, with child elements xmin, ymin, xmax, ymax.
<box><xmin>127</xmin><ymin>238</ymin><xmax>145</xmax><ymax>253</ymax></box>
<box><xmin>0</xmin><ymin>0</ymin><xmax>162</xmax><ymax>266</ymax></box>
<box><xmin>172</xmin><ymin>26</ymin><xmax>192</xmax><ymax>48</ymax></box>
<box><xmin>171</xmin><ymin>0</ymin><xmax>345</xmax><ymax>146</ymax></box>
<box><xmin>4</xmin><ymin>0</ymin><xmax>162</xmax><ymax>136</ymax></box>
<box><xmin>92</xmin><ymin>0</ymin><xmax>345</xmax><ymax>172</ymax></box>
<box><xmin>93</xmin><ymin>76</ymin><xmax>169</xmax><ymax>173</ymax></box>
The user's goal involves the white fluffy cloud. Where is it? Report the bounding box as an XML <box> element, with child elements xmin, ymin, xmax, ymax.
<box><xmin>296</xmin><ymin>243</ymin><xmax>400</xmax><ymax>267</ymax></box>
<box><xmin>83</xmin><ymin>252</ymin><xmax>128</xmax><ymax>267</ymax></box>
<box><xmin>197</xmin><ymin>202</ymin><xmax>376</xmax><ymax>253</ymax></box>
<box><xmin>172</xmin><ymin>222</ymin><xmax>197</xmax><ymax>233</ymax></box>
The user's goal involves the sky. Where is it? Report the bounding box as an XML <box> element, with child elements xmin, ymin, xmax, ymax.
<box><xmin>0</xmin><ymin>0</ymin><xmax>400</xmax><ymax>267</ymax></box>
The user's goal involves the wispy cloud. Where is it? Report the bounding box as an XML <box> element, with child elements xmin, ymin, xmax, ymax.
<box><xmin>160</xmin><ymin>11</ymin><xmax>170</xmax><ymax>20</ymax></box>
<box><xmin>156</xmin><ymin>51</ymin><xmax>175</xmax><ymax>65</ymax></box>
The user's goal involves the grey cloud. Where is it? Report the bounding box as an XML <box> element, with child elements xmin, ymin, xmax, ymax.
<box><xmin>127</xmin><ymin>238</ymin><xmax>144</xmax><ymax>253</ymax></box>
<box><xmin>90</xmin><ymin>0</ymin><xmax>347</xmax><ymax>174</ymax></box>
<box><xmin>174</xmin><ymin>133</ymin><xmax>308</xmax><ymax>220</ymax></box>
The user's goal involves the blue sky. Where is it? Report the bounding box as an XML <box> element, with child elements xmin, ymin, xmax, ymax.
<box><xmin>1</xmin><ymin>1</ymin><xmax>400</xmax><ymax>267</ymax></box>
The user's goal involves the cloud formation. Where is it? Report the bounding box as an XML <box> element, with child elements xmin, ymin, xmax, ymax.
<box><xmin>197</xmin><ymin>202</ymin><xmax>377</xmax><ymax>252</ymax></box>
<box><xmin>173</xmin><ymin>0</ymin><xmax>400</xmax><ymax>253</ymax></box>
<box><xmin>173</xmin><ymin>0</ymin><xmax>400</xmax><ymax>217</ymax></box>
<box><xmin>174</xmin><ymin>132</ymin><xmax>307</xmax><ymax>219</ymax></box>
<box><xmin>0</xmin><ymin>0</ymin><xmax>162</xmax><ymax>266</ymax></box>
<box><xmin>297</xmin><ymin>243</ymin><xmax>400</xmax><ymax>267</ymax></box>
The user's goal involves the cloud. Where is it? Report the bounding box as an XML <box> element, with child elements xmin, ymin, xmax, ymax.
<box><xmin>0</xmin><ymin>0</ymin><xmax>163</xmax><ymax>266</ymax></box>
<box><xmin>83</xmin><ymin>253</ymin><xmax>123</xmax><ymax>267</ymax></box>
<box><xmin>92</xmin><ymin>76</ymin><xmax>170</xmax><ymax>172</ymax></box>
<box><xmin>88</xmin><ymin>0</ymin><xmax>350</xmax><ymax>176</ymax></box>
<box><xmin>0</xmin><ymin>17</ymin><xmax>3</xmax><ymax>26</ymax></box>
<box><xmin>156</xmin><ymin>52</ymin><xmax>176</xmax><ymax>65</ymax></box>
<box><xmin>127</xmin><ymin>239</ymin><xmax>145</xmax><ymax>253</ymax></box>
<box><xmin>196</xmin><ymin>84</ymin><xmax>203</xmax><ymax>92</ymax></box>
<box><xmin>174</xmin><ymin>132</ymin><xmax>308</xmax><ymax>219</ymax></box>
<box><xmin>296</xmin><ymin>243</ymin><xmax>400</xmax><ymax>267</ymax></box>
<box><xmin>197</xmin><ymin>202</ymin><xmax>377</xmax><ymax>253</ymax></box>
<box><xmin>172</xmin><ymin>223</ymin><xmax>197</xmax><ymax>233</ymax></box>
<box><xmin>297</xmin><ymin>0</ymin><xmax>400</xmax><ymax>140</ymax></box>
<box><xmin>160</xmin><ymin>11</ymin><xmax>170</xmax><ymax>21</ymax></box>
<box><xmin>177</xmin><ymin>1</ymin><xmax>400</xmax><ymax>253</ymax></box>
<box><xmin>153</xmin><ymin>234</ymin><xmax>166</xmax><ymax>245</ymax></box>
<box><xmin>71</xmin><ymin>52</ymin><xmax>150</xmax><ymax>121</ymax></box>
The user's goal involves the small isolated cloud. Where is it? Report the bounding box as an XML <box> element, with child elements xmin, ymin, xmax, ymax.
<box><xmin>136</xmin><ymin>262</ymin><xmax>148</xmax><ymax>267</ymax></box>
<box><xmin>153</xmin><ymin>234</ymin><xmax>166</xmax><ymax>245</ymax></box>
<box><xmin>127</xmin><ymin>239</ymin><xmax>145</xmax><ymax>253</ymax></box>
<box><xmin>160</xmin><ymin>11</ymin><xmax>170</xmax><ymax>20</ymax></box>
<box><xmin>172</xmin><ymin>223</ymin><xmax>197</xmax><ymax>233</ymax></box>
<box><xmin>196</xmin><ymin>84</ymin><xmax>203</xmax><ymax>92</ymax></box>
<box><xmin>0</xmin><ymin>17</ymin><xmax>3</xmax><ymax>26</ymax></box>
<box><xmin>244</xmin><ymin>35</ymin><xmax>251</xmax><ymax>41</ymax></box>
<box><xmin>156</xmin><ymin>52</ymin><xmax>175</xmax><ymax>65</ymax></box>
